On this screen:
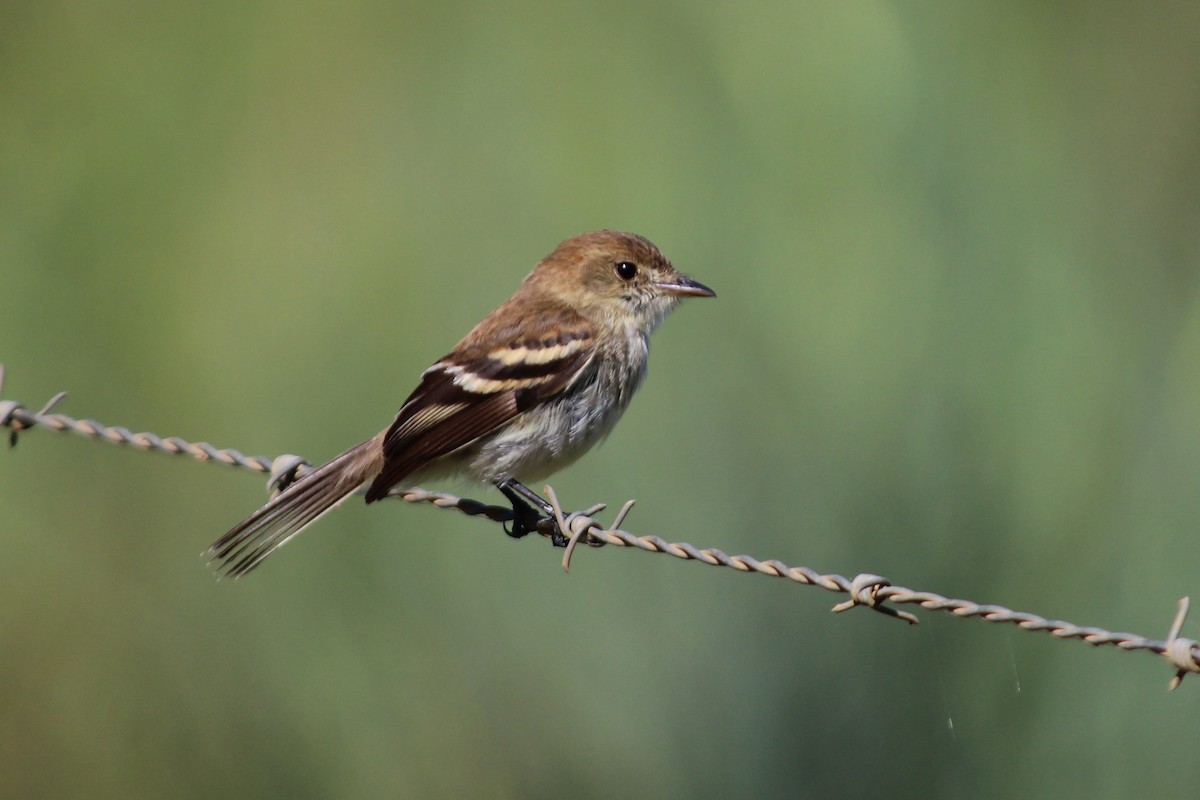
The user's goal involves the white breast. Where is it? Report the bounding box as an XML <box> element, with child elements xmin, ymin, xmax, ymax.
<box><xmin>468</xmin><ymin>331</ymin><xmax>650</xmax><ymax>483</ymax></box>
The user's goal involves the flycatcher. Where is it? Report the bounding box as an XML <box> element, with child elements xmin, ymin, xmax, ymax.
<box><xmin>210</xmin><ymin>230</ymin><xmax>714</xmax><ymax>576</ymax></box>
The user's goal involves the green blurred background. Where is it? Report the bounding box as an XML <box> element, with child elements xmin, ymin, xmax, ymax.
<box><xmin>3</xmin><ymin>2</ymin><xmax>1200</xmax><ymax>797</ymax></box>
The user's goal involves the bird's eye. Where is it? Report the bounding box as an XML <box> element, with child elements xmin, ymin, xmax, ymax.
<box><xmin>615</xmin><ymin>261</ymin><xmax>638</xmax><ymax>281</ymax></box>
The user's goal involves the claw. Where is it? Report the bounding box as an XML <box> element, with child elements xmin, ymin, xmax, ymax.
<box><xmin>497</xmin><ymin>482</ymin><xmax>547</xmax><ymax>539</ymax></box>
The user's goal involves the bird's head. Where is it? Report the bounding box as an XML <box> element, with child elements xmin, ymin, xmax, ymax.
<box><xmin>528</xmin><ymin>230</ymin><xmax>715</xmax><ymax>334</ymax></box>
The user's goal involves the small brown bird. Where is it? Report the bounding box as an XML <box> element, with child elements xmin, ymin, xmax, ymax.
<box><xmin>210</xmin><ymin>231</ymin><xmax>714</xmax><ymax>576</ymax></box>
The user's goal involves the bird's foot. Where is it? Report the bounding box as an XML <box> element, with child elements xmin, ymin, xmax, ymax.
<box><xmin>497</xmin><ymin>479</ymin><xmax>553</xmax><ymax>540</ymax></box>
<box><xmin>498</xmin><ymin>478</ymin><xmax>583</xmax><ymax>546</ymax></box>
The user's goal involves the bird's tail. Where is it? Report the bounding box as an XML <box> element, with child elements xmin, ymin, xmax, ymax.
<box><xmin>209</xmin><ymin>437</ymin><xmax>380</xmax><ymax>578</ymax></box>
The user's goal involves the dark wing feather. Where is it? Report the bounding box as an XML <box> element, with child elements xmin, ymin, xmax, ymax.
<box><xmin>363</xmin><ymin>306</ymin><xmax>595</xmax><ymax>502</ymax></box>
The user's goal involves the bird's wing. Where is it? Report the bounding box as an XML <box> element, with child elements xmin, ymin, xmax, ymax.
<box><xmin>363</xmin><ymin>306</ymin><xmax>596</xmax><ymax>501</ymax></box>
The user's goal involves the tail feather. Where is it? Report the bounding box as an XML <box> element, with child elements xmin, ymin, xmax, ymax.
<box><xmin>209</xmin><ymin>439</ymin><xmax>377</xmax><ymax>577</ymax></box>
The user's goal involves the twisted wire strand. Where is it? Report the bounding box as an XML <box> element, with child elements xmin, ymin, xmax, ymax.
<box><xmin>2</xmin><ymin>365</ymin><xmax>1197</xmax><ymax>690</ymax></box>
<box><xmin>547</xmin><ymin>497</ymin><xmax>1197</xmax><ymax>667</ymax></box>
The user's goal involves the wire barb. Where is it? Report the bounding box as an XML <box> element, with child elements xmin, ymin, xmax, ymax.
<box><xmin>830</xmin><ymin>574</ymin><xmax>919</xmax><ymax>625</ymax></box>
<box><xmin>1164</xmin><ymin>597</ymin><xmax>1198</xmax><ymax>690</ymax></box>
<box><xmin>546</xmin><ymin>486</ymin><xmax>614</xmax><ymax>573</ymax></box>
<box><xmin>267</xmin><ymin>454</ymin><xmax>311</xmax><ymax>496</ymax></box>
<box><xmin>2</xmin><ymin>363</ymin><xmax>1198</xmax><ymax>690</ymax></box>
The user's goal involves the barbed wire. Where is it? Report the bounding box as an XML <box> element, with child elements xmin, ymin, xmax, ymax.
<box><xmin>2</xmin><ymin>364</ymin><xmax>1197</xmax><ymax>690</ymax></box>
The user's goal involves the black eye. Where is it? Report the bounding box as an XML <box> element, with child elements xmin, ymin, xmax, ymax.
<box><xmin>615</xmin><ymin>261</ymin><xmax>638</xmax><ymax>280</ymax></box>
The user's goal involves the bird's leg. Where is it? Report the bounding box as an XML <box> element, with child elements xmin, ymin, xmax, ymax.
<box><xmin>495</xmin><ymin>478</ymin><xmax>569</xmax><ymax>546</ymax></box>
<box><xmin>496</xmin><ymin>483</ymin><xmax>542</xmax><ymax>538</ymax></box>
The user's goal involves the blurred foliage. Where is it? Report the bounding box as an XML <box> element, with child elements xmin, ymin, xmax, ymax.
<box><xmin>3</xmin><ymin>1</ymin><xmax>1200</xmax><ymax>798</ymax></box>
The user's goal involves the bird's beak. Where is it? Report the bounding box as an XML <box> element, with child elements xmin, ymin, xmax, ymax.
<box><xmin>656</xmin><ymin>275</ymin><xmax>716</xmax><ymax>298</ymax></box>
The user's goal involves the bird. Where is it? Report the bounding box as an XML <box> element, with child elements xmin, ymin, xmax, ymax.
<box><xmin>209</xmin><ymin>230</ymin><xmax>714</xmax><ymax>577</ymax></box>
